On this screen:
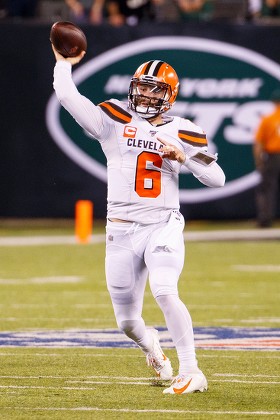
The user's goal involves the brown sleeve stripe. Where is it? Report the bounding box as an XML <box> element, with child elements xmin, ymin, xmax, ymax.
<box><xmin>178</xmin><ymin>130</ymin><xmax>208</xmax><ymax>147</ymax></box>
<box><xmin>98</xmin><ymin>101</ymin><xmax>132</xmax><ymax>124</ymax></box>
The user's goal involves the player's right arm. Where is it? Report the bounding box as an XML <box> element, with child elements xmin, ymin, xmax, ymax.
<box><xmin>158</xmin><ymin>137</ymin><xmax>226</xmax><ymax>188</ymax></box>
<box><xmin>52</xmin><ymin>46</ymin><xmax>108</xmax><ymax>140</ymax></box>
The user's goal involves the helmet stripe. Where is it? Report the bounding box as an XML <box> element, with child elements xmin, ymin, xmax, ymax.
<box><xmin>143</xmin><ymin>60</ymin><xmax>154</xmax><ymax>75</ymax></box>
<box><xmin>152</xmin><ymin>61</ymin><xmax>165</xmax><ymax>77</ymax></box>
<box><xmin>143</xmin><ymin>60</ymin><xmax>164</xmax><ymax>77</ymax></box>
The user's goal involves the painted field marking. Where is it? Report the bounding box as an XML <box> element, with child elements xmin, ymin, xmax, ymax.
<box><xmin>0</xmin><ymin>353</ymin><xmax>278</xmax><ymax>361</ymax></box>
<box><xmin>65</xmin><ymin>379</ymin><xmax>280</xmax><ymax>385</ymax></box>
<box><xmin>240</xmin><ymin>318</ymin><xmax>280</xmax><ymax>324</ymax></box>
<box><xmin>0</xmin><ymin>229</ymin><xmax>280</xmax><ymax>247</ymax></box>
<box><xmin>0</xmin><ymin>235</ymin><xmax>105</xmax><ymax>247</ymax></box>
<box><xmin>0</xmin><ymin>352</ymin><xmax>139</xmax><ymax>357</ymax></box>
<box><xmin>0</xmin><ymin>373</ymin><xmax>279</xmax><ymax>380</ymax></box>
<box><xmin>0</xmin><ymin>375</ymin><xmax>150</xmax><ymax>380</ymax></box>
<box><xmin>213</xmin><ymin>373</ymin><xmax>280</xmax><ymax>378</ymax></box>
<box><xmin>2</xmin><ymin>406</ymin><xmax>280</xmax><ymax>416</ymax></box>
<box><xmin>232</xmin><ymin>265</ymin><xmax>280</xmax><ymax>272</ymax></box>
<box><xmin>0</xmin><ymin>318</ymin><xmax>110</xmax><ymax>323</ymax></box>
<box><xmin>0</xmin><ymin>379</ymin><xmax>279</xmax><ymax>388</ymax></box>
<box><xmin>0</xmin><ymin>276</ymin><xmax>83</xmax><ymax>285</ymax></box>
<box><xmin>0</xmin><ymin>327</ymin><xmax>279</xmax><ymax>350</ymax></box>
<box><xmin>211</xmin><ymin>379</ymin><xmax>280</xmax><ymax>384</ymax></box>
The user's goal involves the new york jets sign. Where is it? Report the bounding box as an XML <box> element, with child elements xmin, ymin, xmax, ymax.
<box><xmin>46</xmin><ymin>37</ymin><xmax>280</xmax><ymax>203</ymax></box>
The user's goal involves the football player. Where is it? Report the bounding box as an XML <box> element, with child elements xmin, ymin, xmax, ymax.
<box><xmin>52</xmin><ymin>46</ymin><xmax>225</xmax><ymax>395</ymax></box>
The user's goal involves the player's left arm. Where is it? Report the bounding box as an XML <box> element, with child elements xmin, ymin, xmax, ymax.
<box><xmin>157</xmin><ymin>137</ymin><xmax>225</xmax><ymax>188</ymax></box>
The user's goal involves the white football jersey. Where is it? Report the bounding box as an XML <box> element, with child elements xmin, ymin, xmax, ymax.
<box><xmin>53</xmin><ymin>61</ymin><xmax>220</xmax><ymax>224</ymax></box>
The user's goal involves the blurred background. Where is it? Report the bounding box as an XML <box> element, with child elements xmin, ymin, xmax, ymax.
<box><xmin>0</xmin><ymin>0</ymin><xmax>280</xmax><ymax>226</ymax></box>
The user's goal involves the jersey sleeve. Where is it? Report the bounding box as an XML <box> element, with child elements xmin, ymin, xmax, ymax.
<box><xmin>178</xmin><ymin>118</ymin><xmax>225</xmax><ymax>188</ymax></box>
<box><xmin>53</xmin><ymin>60</ymin><xmax>111</xmax><ymax>141</ymax></box>
<box><xmin>184</xmin><ymin>156</ymin><xmax>226</xmax><ymax>187</ymax></box>
<box><xmin>97</xmin><ymin>99</ymin><xmax>133</xmax><ymax>127</ymax></box>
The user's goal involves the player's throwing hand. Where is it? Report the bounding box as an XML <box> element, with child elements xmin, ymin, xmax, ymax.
<box><xmin>157</xmin><ymin>137</ymin><xmax>186</xmax><ymax>164</ymax></box>
<box><xmin>52</xmin><ymin>44</ymin><xmax>86</xmax><ymax>65</ymax></box>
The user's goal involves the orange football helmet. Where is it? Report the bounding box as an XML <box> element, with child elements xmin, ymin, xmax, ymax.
<box><xmin>128</xmin><ymin>60</ymin><xmax>180</xmax><ymax>118</ymax></box>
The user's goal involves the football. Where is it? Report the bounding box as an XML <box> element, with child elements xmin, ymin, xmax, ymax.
<box><xmin>50</xmin><ymin>21</ymin><xmax>87</xmax><ymax>58</ymax></box>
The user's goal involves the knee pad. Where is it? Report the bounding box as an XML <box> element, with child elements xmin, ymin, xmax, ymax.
<box><xmin>106</xmin><ymin>250</ymin><xmax>134</xmax><ymax>294</ymax></box>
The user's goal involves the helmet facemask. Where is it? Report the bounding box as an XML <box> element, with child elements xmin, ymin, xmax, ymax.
<box><xmin>128</xmin><ymin>77</ymin><xmax>172</xmax><ymax>119</ymax></box>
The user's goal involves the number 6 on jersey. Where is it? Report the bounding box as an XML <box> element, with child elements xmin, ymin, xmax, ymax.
<box><xmin>135</xmin><ymin>151</ymin><xmax>163</xmax><ymax>198</ymax></box>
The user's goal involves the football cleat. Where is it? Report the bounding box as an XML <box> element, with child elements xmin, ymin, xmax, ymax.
<box><xmin>163</xmin><ymin>373</ymin><xmax>208</xmax><ymax>394</ymax></box>
<box><xmin>146</xmin><ymin>329</ymin><xmax>173</xmax><ymax>380</ymax></box>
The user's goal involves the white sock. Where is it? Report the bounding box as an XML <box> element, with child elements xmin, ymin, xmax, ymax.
<box><xmin>119</xmin><ymin>318</ymin><xmax>153</xmax><ymax>353</ymax></box>
<box><xmin>156</xmin><ymin>294</ymin><xmax>200</xmax><ymax>375</ymax></box>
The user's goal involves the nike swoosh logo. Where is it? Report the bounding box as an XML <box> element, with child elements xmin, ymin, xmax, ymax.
<box><xmin>173</xmin><ymin>378</ymin><xmax>192</xmax><ymax>394</ymax></box>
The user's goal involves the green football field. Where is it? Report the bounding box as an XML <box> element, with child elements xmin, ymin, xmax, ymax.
<box><xmin>0</xmin><ymin>221</ymin><xmax>279</xmax><ymax>419</ymax></box>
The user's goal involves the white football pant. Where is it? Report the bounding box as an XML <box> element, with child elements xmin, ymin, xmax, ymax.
<box><xmin>105</xmin><ymin>215</ymin><xmax>199</xmax><ymax>374</ymax></box>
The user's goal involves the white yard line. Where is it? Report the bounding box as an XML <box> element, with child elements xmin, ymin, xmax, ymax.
<box><xmin>0</xmin><ymin>352</ymin><xmax>279</xmax><ymax>359</ymax></box>
<box><xmin>0</xmin><ymin>234</ymin><xmax>105</xmax><ymax>246</ymax></box>
<box><xmin>232</xmin><ymin>265</ymin><xmax>280</xmax><ymax>272</ymax></box>
<box><xmin>0</xmin><ymin>352</ymin><xmax>139</xmax><ymax>357</ymax></box>
<box><xmin>0</xmin><ymin>378</ymin><xmax>279</xmax><ymax>385</ymax></box>
<box><xmin>0</xmin><ymin>276</ymin><xmax>83</xmax><ymax>285</ymax></box>
<box><xmin>1</xmin><ymin>373</ymin><xmax>278</xmax><ymax>380</ymax></box>
<box><xmin>184</xmin><ymin>229</ymin><xmax>280</xmax><ymax>241</ymax></box>
<box><xmin>213</xmin><ymin>373</ymin><xmax>280</xmax><ymax>378</ymax></box>
<box><xmin>2</xmin><ymin>406</ymin><xmax>280</xmax><ymax>416</ymax></box>
<box><xmin>0</xmin><ymin>229</ymin><xmax>280</xmax><ymax>246</ymax></box>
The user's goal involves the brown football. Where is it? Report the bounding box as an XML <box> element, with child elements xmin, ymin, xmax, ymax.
<box><xmin>50</xmin><ymin>21</ymin><xmax>87</xmax><ymax>58</ymax></box>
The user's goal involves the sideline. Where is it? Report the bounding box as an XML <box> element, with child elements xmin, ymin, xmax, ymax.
<box><xmin>0</xmin><ymin>229</ymin><xmax>279</xmax><ymax>246</ymax></box>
